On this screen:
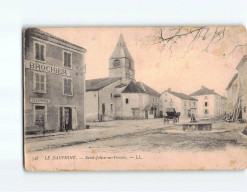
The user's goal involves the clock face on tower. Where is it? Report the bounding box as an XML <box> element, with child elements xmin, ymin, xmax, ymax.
<box><xmin>113</xmin><ymin>59</ymin><xmax>120</xmax><ymax>67</ymax></box>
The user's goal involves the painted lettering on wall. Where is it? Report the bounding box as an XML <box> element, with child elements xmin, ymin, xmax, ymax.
<box><xmin>25</xmin><ymin>61</ymin><xmax>71</xmax><ymax>76</ymax></box>
<box><xmin>30</xmin><ymin>97</ymin><xmax>50</xmax><ymax>104</ymax></box>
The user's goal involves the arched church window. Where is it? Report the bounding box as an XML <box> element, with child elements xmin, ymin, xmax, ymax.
<box><xmin>113</xmin><ymin>59</ymin><xmax>120</xmax><ymax>67</ymax></box>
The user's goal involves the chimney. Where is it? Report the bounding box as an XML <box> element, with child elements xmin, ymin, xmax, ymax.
<box><xmin>168</xmin><ymin>88</ymin><xmax>171</xmax><ymax>92</ymax></box>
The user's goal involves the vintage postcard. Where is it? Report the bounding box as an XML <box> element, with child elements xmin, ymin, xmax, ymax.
<box><xmin>23</xmin><ymin>26</ymin><xmax>247</xmax><ymax>171</ymax></box>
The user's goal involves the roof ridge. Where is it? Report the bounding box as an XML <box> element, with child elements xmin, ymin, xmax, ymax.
<box><xmin>139</xmin><ymin>82</ymin><xmax>146</xmax><ymax>92</ymax></box>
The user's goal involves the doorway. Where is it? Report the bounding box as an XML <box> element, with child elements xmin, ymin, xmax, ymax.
<box><xmin>59</xmin><ymin>107</ymin><xmax>72</xmax><ymax>131</ymax></box>
<box><xmin>35</xmin><ymin>105</ymin><xmax>45</xmax><ymax>131</ymax></box>
<box><xmin>145</xmin><ymin>110</ymin><xmax>148</xmax><ymax>119</ymax></box>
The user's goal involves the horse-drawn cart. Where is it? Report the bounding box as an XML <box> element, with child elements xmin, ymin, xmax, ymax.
<box><xmin>163</xmin><ymin>108</ymin><xmax>180</xmax><ymax>124</ymax></box>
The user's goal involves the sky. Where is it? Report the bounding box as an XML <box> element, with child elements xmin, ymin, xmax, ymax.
<box><xmin>41</xmin><ymin>26</ymin><xmax>246</xmax><ymax>96</ymax></box>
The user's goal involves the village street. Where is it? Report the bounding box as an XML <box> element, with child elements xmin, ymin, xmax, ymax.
<box><xmin>25</xmin><ymin>118</ymin><xmax>247</xmax><ymax>154</ymax></box>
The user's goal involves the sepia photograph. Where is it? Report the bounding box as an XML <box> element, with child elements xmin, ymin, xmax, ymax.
<box><xmin>23</xmin><ymin>26</ymin><xmax>247</xmax><ymax>171</ymax></box>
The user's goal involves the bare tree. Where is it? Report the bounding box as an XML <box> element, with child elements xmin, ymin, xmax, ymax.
<box><xmin>139</xmin><ymin>26</ymin><xmax>246</xmax><ymax>57</ymax></box>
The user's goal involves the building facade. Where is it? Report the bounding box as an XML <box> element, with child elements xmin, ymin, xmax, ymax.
<box><xmin>85</xmin><ymin>34</ymin><xmax>160</xmax><ymax>121</ymax></box>
<box><xmin>119</xmin><ymin>81</ymin><xmax>160</xmax><ymax>119</ymax></box>
<box><xmin>160</xmin><ymin>88</ymin><xmax>198</xmax><ymax>117</ymax></box>
<box><xmin>85</xmin><ymin>77</ymin><xmax>122</xmax><ymax>121</ymax></box>
<box><xmin>24</xmin><ymin>28</ymin><xmax>87</xmax><ymax>134</ymax></box>
<box><xmin>190</xmin><ymin>86</ymin><xmax>227</xmax><ymax>118</ymax></box>
<box><xmin>236</xmin><ymin>55</ymin><xmax>247</xmax><ymax>121</ymax></box>
<box><xmin>226</xmin><ymin>55</ymin><xmax>247</xmax><ymax>121</ymax></box>
<box><xmin>226</xmin><ymin>74</ymin><xmax>239</xmax><ymax>114</ymax></box>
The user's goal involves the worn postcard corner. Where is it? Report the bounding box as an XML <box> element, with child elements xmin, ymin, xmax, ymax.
<box><xmin>23</xmin><ymin>26</ymin><xmax>247</xmax><ymax>171</ymax></box>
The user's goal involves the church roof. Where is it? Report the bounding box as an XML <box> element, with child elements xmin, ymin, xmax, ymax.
<box><xmin>136</xmin><ymin>82</ymin><xmax>160</xmax><ymax>96</ymax></box>
<box><xmin>86</xmin><ymin>77</ymin><xmax>121</xmax><ymax>91</ymax></box>
<box><xmin>110</xmin><ymin>34</ymin><xmax>134</xmax><ymax>61</ymax></box>
<box><xmin>190</xmin><ymin>85</ymin><xmax>219</xmax><ymax>96</ymax></box>
<box><xmin>122</xmin><ymin>81</ymin><xmax>160</xmax><ymax>96</ymax></box>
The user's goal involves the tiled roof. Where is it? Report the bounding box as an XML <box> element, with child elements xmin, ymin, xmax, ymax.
<box><xmin>236</xmin><ymin>55</ymin><xmax>247</xmax><ymax>71</ymax></box>
<box><xmin>190</xmin><ymin>85</ymin><xmax>219</xmax><ymax>96</ymax></box>
<box><xmin>110</xmin><ymin>34</ymin><xmax>134</xmax><ymax>61</ymax></box>
<box><xmin>122</xmin><ymin>81</ymin><xmax>160</xmax><ymax>96</ymax></box>
<box><xmin>168</xmin><ymin>91</ymin><xmax>197</xmax><ymax>101</ymax></box>
<box><xmin>226</xmin><ymin>73</ymin><xmax>238</xmax><ymax>90</ymax></box>
<box><xmin>25</xmin><ymin>28</ymin><xmax>87</xmax><ymax>53</ymax></box>
<box><xmin>86</xmin><ymin>77</ymin><xmax>121</xmax><ymax>91</ymax></box>
<box><xmin>115</xmin><ymin>84</ymin><xmax>127</xmax><ymax>88</ymax></box>
<box><xmin>136</xmin><ymin>82</ymin><xmax>160</xmax><ymax>96</ymax></box>
<box><xmin>121</xmin><ymin>81</ymin><xmax>145</xmax><ymax>94</ymax></box>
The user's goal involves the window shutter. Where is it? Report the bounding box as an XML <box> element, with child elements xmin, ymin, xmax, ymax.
<box><xmin>64</xmin><ymin>78</ymin><xmax>67</xmax><ymax>94</ymax></box>
<box><xmin>40</xmin><ymin>45</ymin><xmax>44</xmax><ymax>61</ymax></box>
<box><xmin>68</xmin><ymin>79</ymin><xmax>72</xmax><ymax>94</ymax></box>
<box><xmin>68</xmin><ymin>53</ymin><xmax>71</xmax><ymax>67</ymax></box>
<box><xmin>64</xmin><ymin>52</ymin><xmax>68</xmax><ymax>66</ymax></box>
<box><xmin>35</xmin><ymin>43</ymin><xmax>39</xmax><ymax>60</ymax></box>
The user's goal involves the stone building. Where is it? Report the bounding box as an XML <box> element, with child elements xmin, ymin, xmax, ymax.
<box><xmin>85</xmin><ymin>34</ymin><xmax>160</xmax><ymax>121</ymax></box>
<box><xmin>160</xmin><ymin>88</ymin><xmax>198</xmax><ymax>117</ymax></box>
<box><xmin>24</xmin><ymin>28</ymin><xmax>87</xmax><ymax>134</ymax></box>
<box><xmin>226</xmin><ymin>55</ymin><xmax>247</xmax><ymax>121</ymax></box>
<box><xmin>190</xmin><ymin>86</ymin><xmax>227</xmax><ymax>118</ymax></box>
<box><xmin>226</xmin><ymin>73</ymin><xmax>239</xmax><ymax>114</ymax></box>
<box><xmin>236</xmin><ymin>55</ymin><xmax>247</xmax><ymax>121</ymax></box>
<box><xmin>85</xmin><ymin>77</ymin><xmax>122</xmax><ymax>121</ymax></box>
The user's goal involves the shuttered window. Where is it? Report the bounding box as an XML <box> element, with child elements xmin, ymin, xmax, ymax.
<box><xmin>63</xmin><ymin>78</ymin><xmax>73</xmax><ymax>95</ymax></box>
<box><xmin>33</xmin><ymin>72</ymin><xmax>46</xmax><ymax>93</ymax></box>
<box><xmin>64</xmin><ymin>51</ymin><xmax>72</xmax><ymax>68</ymax></box>
<box><xmin>34</xmin><ymin>42</ymin><xmax>45</xmax><ymax>61</ymax></box>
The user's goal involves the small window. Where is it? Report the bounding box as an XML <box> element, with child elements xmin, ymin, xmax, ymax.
<box><xmin>205</xmin><ymin>109</ymin><xmax>209</xmax><ymax>114</ymax></box>
<box><xmin>63</xmin><ymin>78</ymin><xmax>73</xmax><ymax>96</ymax></box>
<box><xmin>63</xmin><ymin>51</ymin><xmax>72</xmax><ymax>68</ymax></box>
<box><xmin>205</xmin><ymin>102</ymin><xmax>208</xmax><ymax>107</ymax></box>
<box><xmin>126</xmin><ymin>98</ymin><xmax>129</xmax><ymax>104</ymax></box>
<box><xmin>110</xmin><ymin>104</ymin><xmax>113</xmax><ymax>111</ymax></box>
<box><xmin>33</xmin><ymin>72</ymin><xmax>46</xmax><ymax>93</ymax></box>
<box><xmin>111</xmin><ymin>93</ymin><xmax>113</xmax><ymax>99</ymax></box>
<box><xmin>113</xmin><ymin>59</ymin><xmax>120</xmax><ymax>67</ymax></box>
<box><xmin>34</xmin><ymin>42</ymin><xmax>45</xmax><ymax>61</ymax></box>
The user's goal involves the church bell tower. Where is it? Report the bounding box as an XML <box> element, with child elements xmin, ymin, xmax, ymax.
<box><xmin>109</xmin><ymin>34</ymin><xmax>135</xmax><ymax>83</ymax></box>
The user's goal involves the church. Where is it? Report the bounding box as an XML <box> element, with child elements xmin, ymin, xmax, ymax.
<box><xmin>85</xmin><ymin>34</ymin><xmax>160</xmax><ymax>121</ymax></box>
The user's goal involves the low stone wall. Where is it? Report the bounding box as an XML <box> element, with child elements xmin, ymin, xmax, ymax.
<box><xmin>176</xmin><ymin>122</ymin><xmax>212</xmax><ymax>131</ymax></box>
